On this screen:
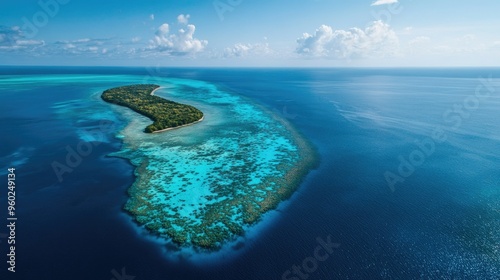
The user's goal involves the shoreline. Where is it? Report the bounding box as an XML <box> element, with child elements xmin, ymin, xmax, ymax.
<box><xmin>152</xmin><ymin>116</ymin><xmax>205</xmax><ymax>133</ymax></box>
<box><xmin>148</xmin><ymin>86</ymin><xmax>205</xmax><ymax>133</ymax></box>
<box><xmin>150</xmin><ymin>86</ymin><xmax>163</xmax><ymax>96</ymax></box>
<box><xmin>115</xmin><ymin>80</ymin><xmax>317</xmax><ymax>250</ymax></box>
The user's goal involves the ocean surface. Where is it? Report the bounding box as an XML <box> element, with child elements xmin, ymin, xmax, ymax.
<box><xmin>0</xmin><ymin>67</ymin><xmax>499</xmax><ymax>279</ymax></box>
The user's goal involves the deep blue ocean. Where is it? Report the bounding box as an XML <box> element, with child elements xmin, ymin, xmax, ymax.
<box><xmin>0</xmin><ymin>67</ymin><xmax>499</xmax><ymax>279</ymax></box>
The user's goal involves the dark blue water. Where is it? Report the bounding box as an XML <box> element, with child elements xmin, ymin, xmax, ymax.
<box><xmin>0</xmin><ymin>67</ymin><xmax>499</xmax><ymax>279</ymax></box>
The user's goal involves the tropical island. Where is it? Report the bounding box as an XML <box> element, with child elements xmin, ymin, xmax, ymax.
<box><xmin>105</xmin><ymin>80</ymin><xmax>318</xmax><ymax>250</ymax></box>
<box><xmin>101</xmin><ymin>84</ymin><xmax>203</xmax><ymax>133</ymax></box>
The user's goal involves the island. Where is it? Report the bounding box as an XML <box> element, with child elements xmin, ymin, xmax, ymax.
<box><xmin>101</xmin><ymin>84</ymin><xmax>203</xmax><ymax>133</ymax></box>
<box><xmin>105</xmin><ymin>80</ymin><xmax>318</xmax><ymax>250</ymax></box>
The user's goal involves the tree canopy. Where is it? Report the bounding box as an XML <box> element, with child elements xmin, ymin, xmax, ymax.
<box><xmin>102</xmin><ymin>84</ymin><xmax>203</xmax><ymax>133</ymax></box>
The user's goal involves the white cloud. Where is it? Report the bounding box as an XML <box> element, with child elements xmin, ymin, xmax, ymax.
<box><xmin>371</xmin><ymin>0</ymin><xmax>398</xmax><ymax>6</ymax></box>
<box><xmin>74</xmin><ymin>38</ymin><xmax>91</xmax><ymax>43</ymax></box>
<box><xmin>149</xmin><ymin>21</ymin><xmax>207</xmax><ymax>56</ymax></box>
<box><xmin>150</xmin><ymin>14</ymin><xmax>155</xmax><ymax>21</ymax></box>
<box><xmin>52</xmin><ymin>38</ymin><xmax>107</xmax><ymax>55</ymax></box>
<box><xmin>16</xmin><ymin>40</ymin><xmax>45</xmax><ymax>46</ymax></box>
<box><xmin>131</xmin><ymin>37</ymin><xmax>141</xmax><ymax>43</ymax></box>
<box><xmin>296</xmin><ymin>21</ymin><xmax>399</xmax><ymax>59</ymax></box>
<box><xmin>177</xmin><ymin>14</ymin><xmax>190</xmax><ymax>24</ymax></box>
<box><xmin>0</xmin><ymin>26</ymin><xmax>139</xmax><ymax>58</ymax></box>
<box><xmin>157</xmin><ymin>23</ymin><xmax>169</xmax><ymax>35</ymax></box>
<box><xmin>55</xmin><ymin>38</ymin><xmax>102</xmax><ymax>45</ymax></box>
<box><xmin>0</xmin><ymin>26</ymin><xmax>44</xmax><ymax>52</ymax></box>
<box><xmin>224</xmin><ymin>42</ymin><xmax>272</xmax><ymax>57</ymax></box>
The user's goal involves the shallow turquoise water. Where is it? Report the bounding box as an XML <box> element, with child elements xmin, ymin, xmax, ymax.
<box><xmin>107</xmin><ymin>77</ymin><xmax>315</xmax><ymax>248</ymax></box>
<box><xmin>0</xmin><ymin>73</ymin><xmax>315</xmax><ymax>249</ymax></box>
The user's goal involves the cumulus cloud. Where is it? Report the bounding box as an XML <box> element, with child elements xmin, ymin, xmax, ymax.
<box><xmin>148</xmin><ymin>17</ymin><xmax>207</xmax><ymax>56</ymax></box>
<box><xmin>371</xmin><ymin>0</ymin><xmax>398</xmax><ymax>6</ymax></box>
<box><xmin>296</xmin><ymin>21</ymin><xmax>399</xmax><ymax>59</ymax></box>
<box><xmin>157</xmin><ymin>23</ymin><xmax>169</xmax><ymax>35</ymax></box>
<box><xmin>177</xmin><ymin>14</ymin><xmax>190</xmax><ymax>24</ymax></box>
<box><xmin>0</xmin><ymin>26</ymin><xmax>44</xmax><ymax>52</ymax></box>
<box><xmin>223</xmin><ymin>42</ymin><xmax>272</xmax><ymax>57</ymax></box>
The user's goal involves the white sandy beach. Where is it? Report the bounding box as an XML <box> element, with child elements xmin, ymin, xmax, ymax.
<box><xmin>149</xmin><ymin>86</ymin><xmax>204</xmax><ymax>133</ymax></box>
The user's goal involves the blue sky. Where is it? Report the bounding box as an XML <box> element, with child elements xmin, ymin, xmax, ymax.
<box><xmin>0</xmin><ymin>0</ymin><xmax>499</xmax><ymax>67</ymax></box>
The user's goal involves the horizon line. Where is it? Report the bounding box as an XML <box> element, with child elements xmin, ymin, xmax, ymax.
<box><xmin>1</xmin><ymin>65</ymin><xmax>500</xmax><ymax>69</ymax></box>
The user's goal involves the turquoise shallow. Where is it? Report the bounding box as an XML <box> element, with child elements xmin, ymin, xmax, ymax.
<box><xmin>0</xmin><ymin>73</ymin><xmax>315</xmax><ymax>250</ymax></box>
<box><xmin>107</xmin><ymin>77</ymin><xmax>317</xmax><ymax>248</ymax></box>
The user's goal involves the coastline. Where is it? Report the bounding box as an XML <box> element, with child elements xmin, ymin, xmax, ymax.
<box><xmin>148</xmin><ymin>86</ymin><xmax>205</xmax><ymax>133</ymax></box>
<box><xmin>150</xmin><ymin>86</ymin><xmax>163</xmax><ymax>96</ymax></box>
<box><xmin>120</xmin><ymin>80</ymin><xmax>318</xmax><ymax>250</ymax></box>
<box><xmin>152</xmin><ymin>116</ymin><xmax>205</xmax><ymax>133</ymax></box>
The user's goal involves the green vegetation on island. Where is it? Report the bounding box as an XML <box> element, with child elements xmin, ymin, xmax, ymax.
<box><xmin>101</xmin><ymin>84</ymin><xmax>203</xmax><ymax>133</ymax></box>
<box><xmin>103</xmin><ymin>83</ymin><xmax>319</xmax><ymax>250</ymax></box>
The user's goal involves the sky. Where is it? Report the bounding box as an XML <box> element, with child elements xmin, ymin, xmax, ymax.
<box><xmin>0</xmin><ymin>0</ymin><xmax>499</xmax><ymax>67</ymax></box>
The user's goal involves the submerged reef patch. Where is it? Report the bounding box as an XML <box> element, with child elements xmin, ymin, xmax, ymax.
<box><xmin>107</xmin><ymin>78</ymin><xmax>318</xmax><ymax>249</ymax></box>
